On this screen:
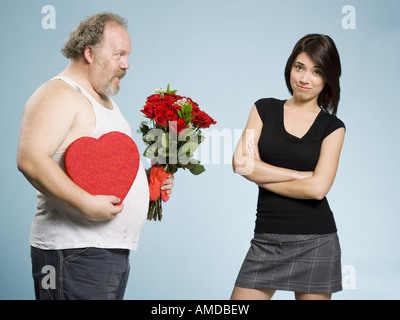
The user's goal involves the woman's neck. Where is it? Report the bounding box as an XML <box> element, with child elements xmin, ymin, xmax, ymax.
<box><xmin>286</xmin><ymin>96</ymin><xmax>320</xmax><ymax>113</ymax></box>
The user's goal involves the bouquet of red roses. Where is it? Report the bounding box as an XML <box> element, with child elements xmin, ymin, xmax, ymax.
<box><xmin>139</xmin><ymin>85</ymin><xmax>216</xmax><ymax>221</ymax></box>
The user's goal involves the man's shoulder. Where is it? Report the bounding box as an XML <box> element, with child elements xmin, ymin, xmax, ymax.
<box><xmin>28</xmin><ymin>78</ymin><xmax>86</xmax><ymax>109</ymax></box>
<box><xmin>36</xmin><ymin>78</ymin><xmax>85</xmax><ymax>102</ymax></box>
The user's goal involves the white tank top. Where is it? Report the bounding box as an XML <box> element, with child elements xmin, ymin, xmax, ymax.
<box><xmin>30</xmin><ymin>75</ymin><xmax>149</xmax><ymax>251</ymax></box>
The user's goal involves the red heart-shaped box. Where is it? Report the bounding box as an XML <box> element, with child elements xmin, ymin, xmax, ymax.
<box><xmin>64</xmin><ymin>131</ymin><xmax>140</xmax><ymax>205</ymax></box>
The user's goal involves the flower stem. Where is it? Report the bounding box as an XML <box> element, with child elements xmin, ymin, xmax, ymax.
<box><xmin>147</xmin><ymin>196</ymin><xmax>163</xmax><ymax>221</ymax></box>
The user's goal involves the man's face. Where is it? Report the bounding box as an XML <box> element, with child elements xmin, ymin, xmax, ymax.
<box><xmin>90</xmin><ymin>22</ymin><xmax>131</xmax><ymax>96</ymax></box>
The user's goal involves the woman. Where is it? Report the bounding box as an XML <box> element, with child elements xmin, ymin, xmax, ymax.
<box><xmin>231</xmin><ymin>34</ymin><xmax>345</xmax><ymax>300</ymax></box>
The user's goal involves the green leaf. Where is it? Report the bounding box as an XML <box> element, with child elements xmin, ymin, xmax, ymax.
<box><xmin>185</xmin><ymin>163</ymin><xmax>205</xmax><ymax>175</ymax></box>
<box><xmin>181</xmin><ymin>103</ymin><xmax>192</xmax><ymax>116</ymax></box>
<box><xmin>138</xmin><ymin>121</ymin><xmax>151</xmax><ymax>135</ymax></box>
<box><xmin>165</xmin><ymin>164</ymin><xmax>178</xmax><ymax>175</ymax></box>
<box><xmin>166</xmin><ymin>84</ymin><xmax>178</xmax><ymax>95</ymax></box>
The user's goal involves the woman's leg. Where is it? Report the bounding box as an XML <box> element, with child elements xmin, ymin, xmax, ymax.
<box><xmin>295</xmin><ymin>292</ymin><xmax>332</xmax><ymax>300</ymax></box>
<box><xmin>231</xmin><ymin>286</ymin><xmax>276</xmax><ymax>300</ymax></box>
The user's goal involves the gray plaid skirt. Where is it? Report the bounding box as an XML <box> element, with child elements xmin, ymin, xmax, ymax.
<box><xmin>234</xmin><ymin>233</ymin><xmax>342</xmax><ymax>294</ymax></box>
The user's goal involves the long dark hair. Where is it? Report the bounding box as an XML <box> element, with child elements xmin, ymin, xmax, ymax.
<box><xmin>284</xmin><ymin>34</ymin><xmax>342</xmax><ymax>115</ymax></box>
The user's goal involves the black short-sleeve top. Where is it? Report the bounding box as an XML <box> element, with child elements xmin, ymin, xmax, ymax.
<box><xmin>254</xmin><ymin>98</ymin><xmax>345</xmax><ymax>234</ymax></box>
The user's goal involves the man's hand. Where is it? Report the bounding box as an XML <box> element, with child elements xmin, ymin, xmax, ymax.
<box><xmin>161</xmin><ymin>174</ymin><xmax>174</xmax><ymax>196</ymax></box>
<box><xmin>81</xmin><ymin>195</ymin><xmax>124</xmax><ymax>221</ymax></box>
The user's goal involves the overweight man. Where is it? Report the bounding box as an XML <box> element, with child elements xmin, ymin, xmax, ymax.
<box><xmin>17</xmin><ymin>12</ymin><xmax>173</xmax><ymax>300</ymax></box>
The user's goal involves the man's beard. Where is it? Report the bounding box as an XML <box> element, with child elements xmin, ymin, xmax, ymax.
<box><xmin>103</xmin><ymin>70</ymin><xmax>126</xmax><ymax>96</ymax></box>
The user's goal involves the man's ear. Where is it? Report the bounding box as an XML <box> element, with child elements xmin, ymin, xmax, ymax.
<box><xmin>83</xmin><ymin>46</ymin><xmax>95</xmax><ymax>64</ymax></box>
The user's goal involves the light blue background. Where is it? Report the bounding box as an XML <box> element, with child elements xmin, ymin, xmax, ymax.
<box><xmin>1</xmin><ymin>0</ymin><xmax>399</xmax><ymax>300</ymax></box>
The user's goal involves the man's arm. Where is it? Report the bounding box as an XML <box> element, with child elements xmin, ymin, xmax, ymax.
<box><xmin>17</xmin><ymin>81</ymin><xmax>123</xmax><ymax>221</ymax></box>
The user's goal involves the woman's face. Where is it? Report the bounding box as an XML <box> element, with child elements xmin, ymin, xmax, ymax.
<box><xmin>290</xmin><ymin>52</ymin><xmax>326</xmax><ymax>103</ymax></box>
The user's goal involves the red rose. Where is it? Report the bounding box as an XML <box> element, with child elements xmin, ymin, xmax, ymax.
<box><xmin>154</xmin><ymin>106</ymin><xmax>168</xmax><ymax>126</ymax></box>
<box><xmin>163</xmin><ymin>93</ymin><xmax>183</xmax><ymax>107</ymax></box>
<box><xmin>169</xmin><ymin>118</ymin><xmax>187</xmax><ymax>134</ymax></box>
<box><xmin>141</xmin><ymin>103</ymin><xmax>155</xmax><ymax>118</ymax></box>
<box><xmin>193</xmin><ymin>110</ymin><xmax>217</xmax><ymax>128</ymax></box>
<box><xmin>155</xmin><ymin>102</ymin><xmax>180</xmax><ymax>126</ymax></box>
<box><xmin>173</xmin><ymin>103</ymin><xmax>182</xmax><ymax>112</ymax></box>
<box><xmin>145</xmin><ymin>94</ymin><xmax>162</xmax><ymax>107</ymax></box>
<box><xmin>166</xmin><ymin>108</ymin><xmax>178</xmax><ymax>121</ymax></box>
<box><xmin>189</xmin><ymin>99</ymin><xmax>200</xmax><ymax>117</ymax></box>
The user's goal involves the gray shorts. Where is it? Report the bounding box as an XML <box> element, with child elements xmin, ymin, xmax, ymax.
<box><xmin>31</xmin><ymin>246</ymin><xmax>130</xmax><ymax>300</ymax></box>
<box><xmin>234</xmin><ymin>233</ymin><xmax>342</xmax><ymax>294</ymax></box>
